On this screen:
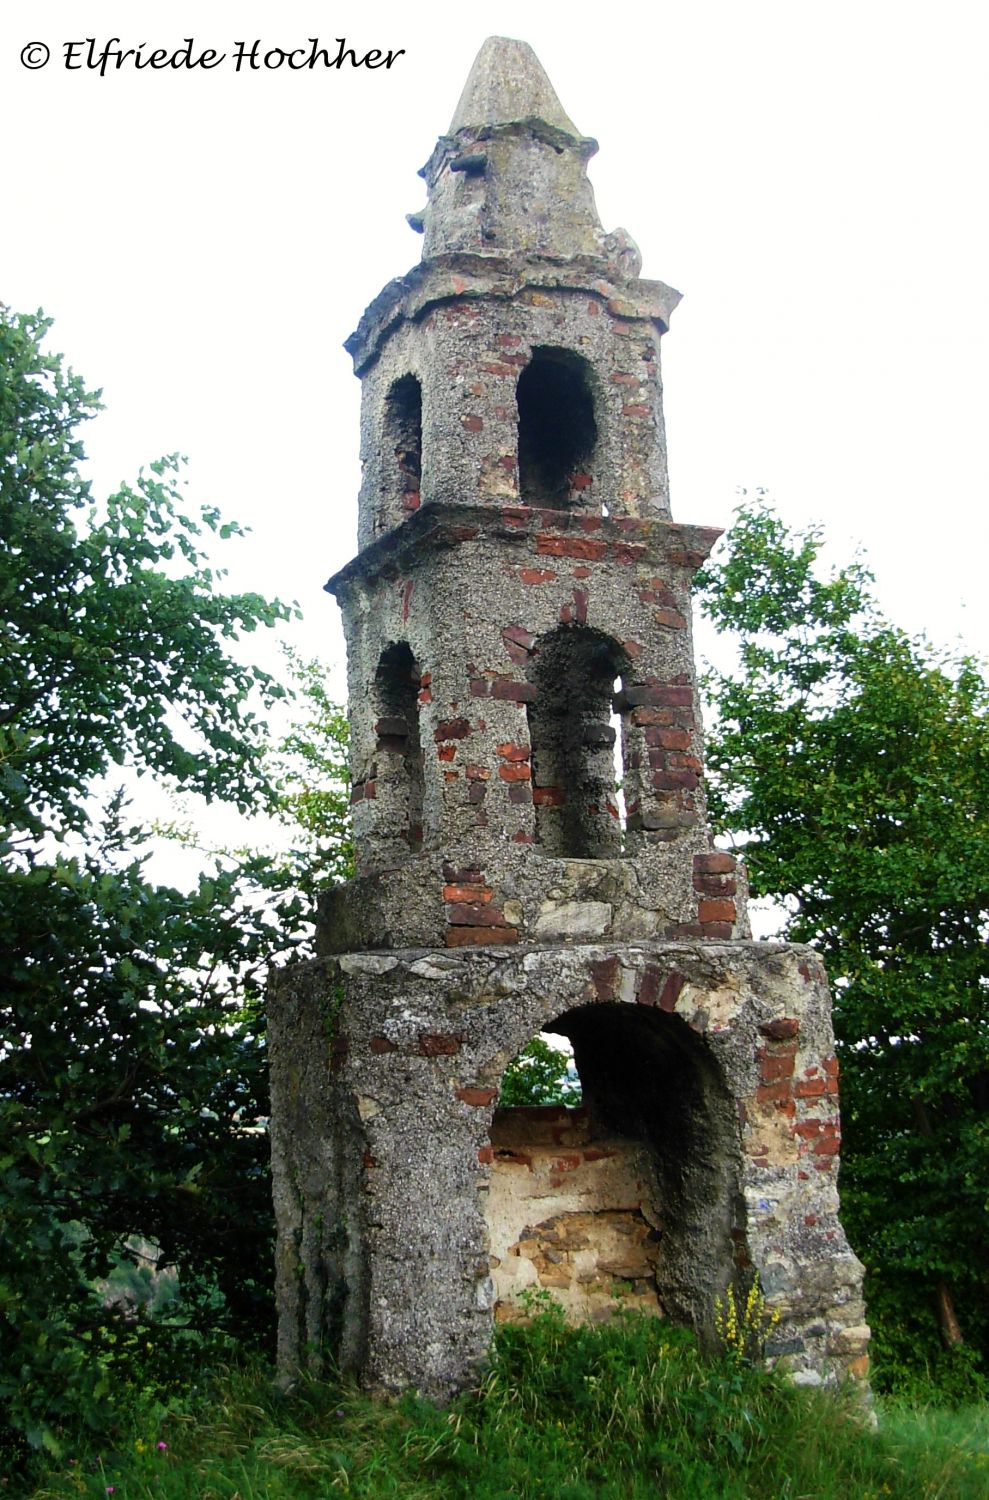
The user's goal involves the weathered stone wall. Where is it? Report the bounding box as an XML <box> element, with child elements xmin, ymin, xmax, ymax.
<box><xmin>270</xmin><ymin>34</ymin><xmax>868</xmax><ymax>1407</ymax></box>
<box><xmin>488</xmin><ymin>1105</ymin><xmax>663</xmax><ymax>1322</ymax></box>
<box><xmin>350</xmin><ymin>275</ymin><xmax>679</xmax><ymax>550</ymax></box>
<box><xmin>334</xmin><ymin>504</ymin><xmax>719</xmax><ymax>870</ymax></box>
<box><xmin>269</xmin><ymin>941</ymin><xmax>869</xmax><ymax>1397</ymax></box>
<box><xmin>322</xmin><ymin>501</ymin><xmax>748</xmax><ymax>955</ymax></box>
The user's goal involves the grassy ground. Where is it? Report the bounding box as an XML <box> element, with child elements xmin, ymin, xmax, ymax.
<box><xmin>24</xmin><ymin>1312</ymin><xmax>989</xmax><ymax>1500</ymax></box>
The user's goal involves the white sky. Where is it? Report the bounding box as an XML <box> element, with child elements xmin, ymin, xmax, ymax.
<box><xmin>4</xmin><ymin>0</ymin><xmax>987</xmax><ymax>708</ymax></box>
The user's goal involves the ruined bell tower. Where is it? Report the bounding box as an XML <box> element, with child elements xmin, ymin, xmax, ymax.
<box><xmin>269</xmin><ymin>37</ymin><xmax>870</xmax><ymax>1398</ymax></box>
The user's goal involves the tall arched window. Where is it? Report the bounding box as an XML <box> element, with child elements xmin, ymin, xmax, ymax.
<box><xmin>526</xmin><ymin>625</ymin><xmax>626</xmax><ymax>857</ymax></box>
<box><xmin>382</xmin><ymin>374</ymin><xmax>422</xmax><ymax>526</ymax></box>
<box><xmin>516</xmin><ymin>348</ymin><xmax>597</xmax><ymax>507</ymax></box>
<box><xmin>374</xmin><ymin>641</ymin><xmax>424</xmax><ymax>853</ymax></box>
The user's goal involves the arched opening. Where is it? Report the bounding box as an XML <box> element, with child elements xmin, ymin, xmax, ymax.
<box><xmin>517</xmin><ymin>348</ymin><xmax>597</xmax><ymax>507</ymax></box>
<box><xmin>486</xmin><ymin>1003</ymin><xmax>743</xmax><ymax>1334</ymax></box>
<box><xmin>383</xmin><ymin>374</ymin><xmax>422</xmax><ymax>526</ymax></box>
<box><xmin>526</xmin><ymin>626</ymin><xmax>627</xmax><ymax>858</ymax></box>
<box><xmin>373</xmin><ymin>642</ymin><xmax>424</xmax><ymax>854</ymax></box>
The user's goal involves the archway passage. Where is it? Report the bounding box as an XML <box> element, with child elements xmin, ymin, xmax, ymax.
<box><xmin>517</xmin><ymin>347</ymin><xmax>597</xmax><ymax>507</ymax></box>
<box><xmin>526</xmin><ymin>626</ymin><xmax>627</xmax><ymax>858</ymax></box>
<box><xmin>486</xmin><ymin>1003</ymin><xmax>743</xmax><ymax>1334</ymax></box>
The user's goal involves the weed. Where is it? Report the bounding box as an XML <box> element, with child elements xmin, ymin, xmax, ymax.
<box><xmin>25</xmin><ymin>1315</ymin><xmax>989</xmax><ymax>1500</ymax></box>
<box><xmin>714</xmin><ymin>1282</ymin><xmax>782</xmax><ymax>1364</ymax></box>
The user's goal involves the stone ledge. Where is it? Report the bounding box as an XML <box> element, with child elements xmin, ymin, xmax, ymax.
<box><xmin>316</xmin><ymin>848</ymin><xmax>750</xmax><ymax>955</ymax></box>
<box><xmin>326</xmin><ymin>502</ymin><xmax>721</xmax><ymax>598</ymax></box>
<box><xmin>345</xmin><ymin>253</ymin><xmax>681</xmax><ymax>373</ymax></box>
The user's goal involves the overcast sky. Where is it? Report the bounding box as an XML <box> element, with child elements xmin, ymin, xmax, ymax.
<box><xmin>5</xmin><ymin>0</ymin><xmax>987</xmax><ymax>701</ymax></box>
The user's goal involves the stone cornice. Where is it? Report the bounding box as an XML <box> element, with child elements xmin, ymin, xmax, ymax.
<box><xmin>344</xmin><ymin>255</ymin><xmax>681</xmax><ymax>373</ymax></box>
<box><xmin>326</xmin><ymin>501</ymin><xmax>721</xmax><ymax>598</ymax></box>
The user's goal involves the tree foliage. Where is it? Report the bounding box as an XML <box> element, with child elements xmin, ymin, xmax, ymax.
<box><xmin>0</xmin><ymin>307</ymin><xmax>341</xmax><ymax>1464</ymax></box>
<box><xmin>266</xmin><ymin>648</ymin><xmax>353</xmax><ymax>898</ymax></box>
<box><xmin>1</xmin><ymin>319</ymin><xmax>288</xmax><ymax>839</ymax></box>
<box><xmin>697</xmin><ymin>498</ymin><xmax>989</xmax><ymax>1391</ymax></box>
<box><xmin>499</xmin><ymin>1037</ymin><xmax>579</xmax><ymax>1108</ymax></box>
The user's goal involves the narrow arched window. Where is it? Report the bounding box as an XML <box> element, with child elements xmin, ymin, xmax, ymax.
<box><xmin>517</xmin><ymin>348</ymin><xmax>597</xmax><ymax>507</ymax></box>
<box><xmin>383</xmin><ymin>375</ymin><xmax>422</xmax><ymax>523</ymax></box>
<box><xmin>526</xmin><ymin>626</ymin><xmax>625</xmax><ymax>857</ymax></box>
<box><xmin>374</xmin><ymin>642</ymin><xmax>424</xmax><ymax>853</ymax></box>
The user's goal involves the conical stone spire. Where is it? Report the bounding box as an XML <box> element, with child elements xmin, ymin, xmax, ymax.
<box><xmin>447</xmin><ymin>35</ymin><xmax>581</xmax><ymax>137</ymax></box>
<box><xmin>417</xmin><ymin>36</ymin><xmax>607</xmax><ymax>262</ymax></box>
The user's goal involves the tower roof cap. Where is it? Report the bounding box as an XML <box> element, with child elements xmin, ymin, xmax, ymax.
<box><xmin>448</xmin><ymin>36</ymin><xmax>581</xmax><ymax>137</ymax></box>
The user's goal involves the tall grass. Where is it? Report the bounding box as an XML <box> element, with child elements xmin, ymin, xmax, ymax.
<box><xmin>26</xmin><ymin>1309</ymin><xmax>989</xmax><ymax>1499</ymax></box>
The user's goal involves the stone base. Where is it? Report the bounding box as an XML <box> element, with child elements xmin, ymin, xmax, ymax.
<box><xmin>268</xmin><ymin>940</ymin><xmax>869</xmax><ymax>1398</ymax></box>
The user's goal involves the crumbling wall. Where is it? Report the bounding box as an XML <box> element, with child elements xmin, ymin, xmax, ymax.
<box><xmin>269</xmin><ymin>940</ymin><xmax>869</xmax><ymax>1397</ymax></box>
<box><xmin>270</xmin><ymin>33</ymin><xmax>869</xmax><ymax>1411</ymax></box>
<box><xmin>488</xmin><ymin>1105</ymin><xmax>663</xmax><ymax>1321</ymax></box>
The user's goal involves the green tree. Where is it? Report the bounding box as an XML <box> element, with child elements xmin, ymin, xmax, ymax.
<box><xmin>0</xmin><ymin>306</ymin><xmax>316</xmax><ymax>1464</ymax></box>
<box><xmin>157</xmin><ymin>647</ymin><xmax>354</xmax><ymax>922</ymax></box>
<box><xmin>697</xmin><ymin>498</ymin><xmax>989</xmax><ymax>1394</ymax></box>
<box><xmin>266</xmin><ymin>647</ymin><xmax>354</xmax><ymax>897</ymax></box>
<box><xmin>499</xmin><ymin>1036</ymin><xmax>579</xmax><ymax>1107</ymax></box>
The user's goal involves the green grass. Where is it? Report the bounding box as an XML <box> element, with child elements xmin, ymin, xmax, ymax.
<box><xmin>25</xmin><ymin>1312</ymin><xmax>989</xmax><ymax>1500</ymax></box>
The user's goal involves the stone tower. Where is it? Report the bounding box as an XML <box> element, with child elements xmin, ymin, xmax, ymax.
<box><xmin>269</xmin><ymin>37</ymin><xmax>869</xmax><ymax>1398</ymax></box>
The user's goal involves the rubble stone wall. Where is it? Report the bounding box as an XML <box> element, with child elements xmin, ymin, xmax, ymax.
<box><xmin>488</xmin><ymin>1105</ymin><xmax>664</xmax><ymax>1323</ymax></box>
<box><xmin>352</xmin><ymin>276</ymin><xmax>679</xmax><ymax>550</ymax></box>
<box><xmin>269</xmin><ymin>940</ymin><xmax>869</xmax><ymax>1398</ymax></box>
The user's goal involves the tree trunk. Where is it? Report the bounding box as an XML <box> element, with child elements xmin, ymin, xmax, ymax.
<box><xmin>911</xmin><ymin>1093</ymin><xmax>965</xmax><ymax>1347</ymax></box>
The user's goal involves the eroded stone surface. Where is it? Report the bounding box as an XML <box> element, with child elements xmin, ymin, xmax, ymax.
<box><xmin>488</xmin><ymin>1105</ymin><xmax>663</xmax><ymax>1322</ymax></box>
<box><xmin>270</xmin><ymin>34</ymin><xmax>868</xmax><ymax>1404</ymax></box>
<box><xmin>270</xmin><ymin>941</ymin><xmax>867</xmax><ymax>1396</ymax></box>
